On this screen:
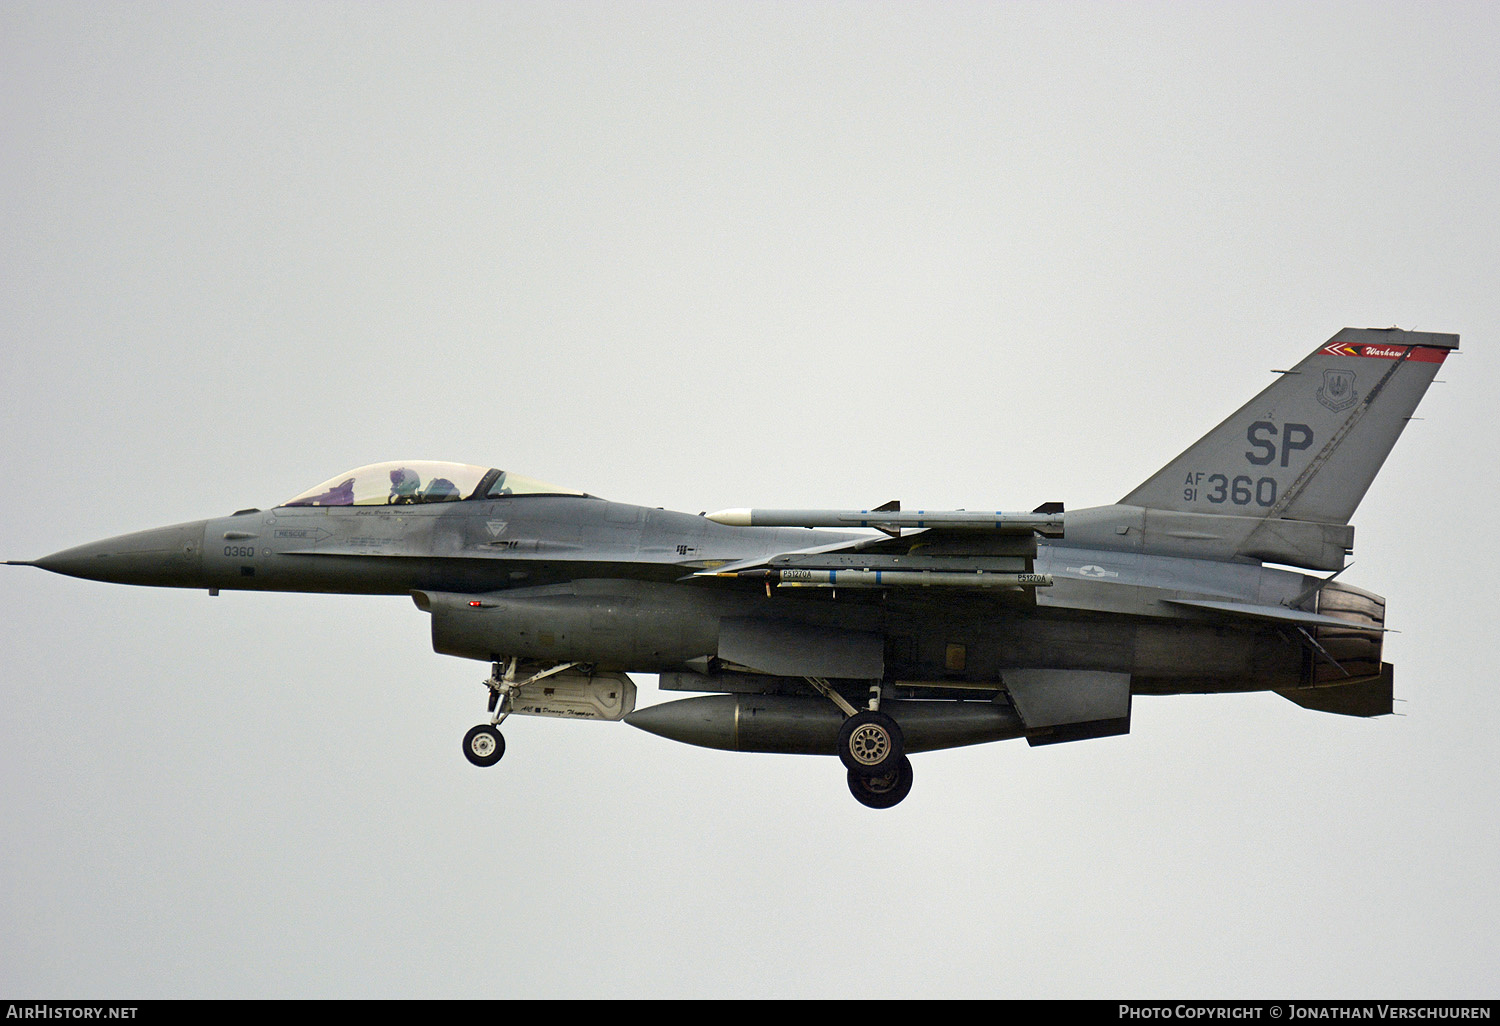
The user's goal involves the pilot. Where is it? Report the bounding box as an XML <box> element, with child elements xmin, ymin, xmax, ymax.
<box><xmin>420</xmin><ymin>477</ymin><xmax>461</xmax><ymax>502</ymax></box>
<box><xmin>388</xmin><ymin>467</ymin><xmax>421</xmax><ymax>504</ymax></box>
<box><xmin>308</xmin><ymin>477</ymin><xmax>355</xmax><ymax>506</ymax></box>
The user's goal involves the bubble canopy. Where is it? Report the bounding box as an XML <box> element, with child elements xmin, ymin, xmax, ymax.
<box><xmin>282</xmin><ymin>461</ymin><xmax>588</xmax><ymax>507</ymax></box>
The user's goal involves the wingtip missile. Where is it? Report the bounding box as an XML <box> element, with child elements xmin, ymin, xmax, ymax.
<box><xmin>704</xmin><ymin>507</ymin><xmax>1064</xmax><ymax>536</ymax></box>
<box><xmin>704</xmin><ymin>508</ymin><xmax>754</xmax><ymax>527</ymax></box>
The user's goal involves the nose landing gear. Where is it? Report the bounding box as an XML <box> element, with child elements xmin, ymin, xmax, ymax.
<box><xmin>461</xmin><ymin>659</ymin><xmax>581</xmax><ymax>768</ymax></box>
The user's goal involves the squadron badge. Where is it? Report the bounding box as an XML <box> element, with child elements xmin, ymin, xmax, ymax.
<box><xmin>1317</xmin><ymin>368</ymin><xmax>1358</xmax><ymax>411</ymax></box>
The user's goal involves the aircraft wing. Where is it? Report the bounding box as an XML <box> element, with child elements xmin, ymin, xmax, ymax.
<box><xmin>1161</xmin><ymin>597</ymin><xmax>1387</xmax><ymax>632</ymax></box>
<box><xmin>693</xmin><ymin>532</ymin><xmax>898</xmax><ymax>577</ymax></box>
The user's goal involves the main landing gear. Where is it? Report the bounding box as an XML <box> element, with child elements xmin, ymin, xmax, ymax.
<box><xmin>839</xmin><ymin>713</ymin><xmax>914</xmax><ymax>809</ymax></box>
<box><xmin>808</xmin><ymin>678</ymin><xmax>915</xmax><ymax>809</ymax></box>
<box><xmin>837</xmin><ymin>709</ymin><xmax>903</xmax><ymax>776</ymax></box>
<box><xmin>847</xmin><ymin>756</ymin><xmax>914</xmax><ymax>810</ymax></box>
<box><xmin>461</xmin><ymin>659</ymin><xmax>581</xmax><ymax>768</ymax></box>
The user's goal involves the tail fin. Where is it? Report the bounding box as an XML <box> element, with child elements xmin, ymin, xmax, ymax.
<box><xmin>1121</xmin><ymin>327</ymin><xmax>1458</xmax><ymax>525</ymax></box>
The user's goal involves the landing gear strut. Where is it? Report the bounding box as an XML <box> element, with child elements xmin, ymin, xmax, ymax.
<box><xmin>461</xmin><ymin>659</ymin><xmax>581</xmax><ymax>768</ymax></box>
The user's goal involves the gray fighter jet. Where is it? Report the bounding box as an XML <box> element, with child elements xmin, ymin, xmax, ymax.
<box><xmin>9</xmin><ymin>327</ymin><xmax>1457</xmax><ymax>807</ymax></box>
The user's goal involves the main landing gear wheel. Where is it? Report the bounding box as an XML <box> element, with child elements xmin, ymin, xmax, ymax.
<box><xmin>847</xmin><ymin>755</ymin><xmax>914</xmax><ymax>809</ymax></box>
<box><xmin>463</xmin><ymin>724</ymin><xmax>505</xmax><ymax>767</ymax></box>
<box><xmin>837</xmin><ymin>710</ymin><xmax>904</xmax><ymax>776</ymax></box>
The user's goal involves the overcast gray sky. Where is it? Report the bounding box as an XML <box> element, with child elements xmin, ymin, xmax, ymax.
<box><xmin>3</xmin><ymin>1</ymin><xmax>1498</xmax><ymax>999</ymax></box>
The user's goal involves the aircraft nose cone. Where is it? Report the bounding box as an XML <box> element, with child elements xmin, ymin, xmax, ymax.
<box><xmin>30</xmin><ymin>521</ymin><xmax>208</xmax><ymax>588</ymax></box>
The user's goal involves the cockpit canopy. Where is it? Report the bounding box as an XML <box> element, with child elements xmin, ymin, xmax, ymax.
<box><xmin>282</xmin><ymin>461</ymin><xmax>588</xmax><ymax>507</ymax></box>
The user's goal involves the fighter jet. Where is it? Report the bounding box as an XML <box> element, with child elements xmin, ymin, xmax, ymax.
<box><xmin>9</xmin><ymin>327</ymin><xmax>1457</xmax><ymax>807</ymax></box>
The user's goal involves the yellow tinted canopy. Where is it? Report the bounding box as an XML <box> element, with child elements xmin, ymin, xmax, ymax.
<box><xmin>283</xmin><ymin>461</ymin><xmax>585</xmax><ymax>507</ymax></box>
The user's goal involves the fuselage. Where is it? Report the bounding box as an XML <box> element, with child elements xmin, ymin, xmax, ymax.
<box><xmin>28</xmin><ymin>492</ymin><xmax>1374</xmax><ymax>698</ymax></box>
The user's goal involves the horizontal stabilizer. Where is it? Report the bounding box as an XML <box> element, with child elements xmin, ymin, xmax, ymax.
<box><xmin>1276</xmin><ymin>663</ymin><xmax>1394</xmax><ymax>717</ymax></box>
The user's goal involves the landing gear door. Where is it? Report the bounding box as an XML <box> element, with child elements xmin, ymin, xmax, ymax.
<box><xmin>507</xmin><ymin>670</ymin><xmax>638</xmax><ymax>721</ymax></box>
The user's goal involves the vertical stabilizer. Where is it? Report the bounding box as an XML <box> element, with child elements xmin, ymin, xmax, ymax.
<box><xmin>1121</xmin><ymin>327</ymin><xmax>1458</xmax><ymax>525</ymax></box>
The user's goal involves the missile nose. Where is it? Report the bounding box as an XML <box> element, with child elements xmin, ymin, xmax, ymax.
<box><xmin>26</xmin><ymin>520</ymin><xmax>208</xmax><ymax>588</ymax></box>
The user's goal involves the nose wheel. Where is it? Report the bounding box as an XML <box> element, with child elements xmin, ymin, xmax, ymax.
<box><xmin>463</xmin><ymin>723</ymin><xmax>505</xmax><ymax>767</ymax></box>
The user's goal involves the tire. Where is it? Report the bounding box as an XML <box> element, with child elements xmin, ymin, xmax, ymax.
<box><xmin>462</xmin><ymin>724</ymin><xmax>505</xmax><ymax>767</ymax></box>
<box><xmin>836</xmin><ymin>710</ymin><xmax>903</xmax><ymax>775</ymax></box>
<box><xmin>847</xmin><ymin>755</ymin><xmax>914</xmax><ymax>809</ymax></box>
